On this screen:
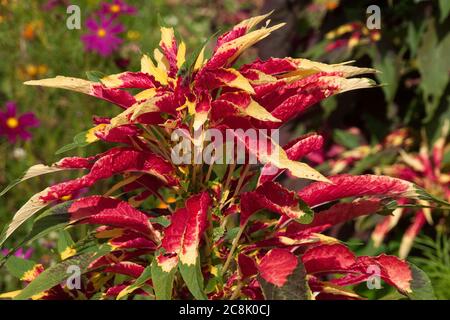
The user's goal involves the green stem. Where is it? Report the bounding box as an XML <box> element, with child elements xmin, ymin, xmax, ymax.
<box><xmin>221</xmin><ymin>221</ymin><xmax>247</xmax><ymax>276</ymax></box>
<box><xmin>230</xmin><ymin>281</ymin><xmax>243</xmax><ymax>300</ymax></box>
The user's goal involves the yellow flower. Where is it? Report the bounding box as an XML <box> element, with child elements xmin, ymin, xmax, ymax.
<box><xmin>325</xmin><ymin>0</ymin><xmax>339</xmax><ymax>10</ymax></box>
<box><xmin>25</xmin><ymin>64</ymin><xmax>38</xmax><ymax>77</ymax></box>
<box><xmin>22</xmin><ymin>20</ymin><xmax>43</xmax><ymax>40</ymax></box>
<box><xmin>21</xmin><ymin>64</ymin><xmax>48</xmax><ymax>79</ymax></box>
<box><xmin>127</xmin><ymin>30</ymin><xmax>141</xmax><ymax>41</ymax></box>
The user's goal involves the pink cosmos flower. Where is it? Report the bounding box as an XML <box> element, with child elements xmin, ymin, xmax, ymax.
<box><xmin>81</xmin><ymin>16</ymin><xmax>125</xmax><ymax>57</ymax></box>
<box><xmin>42</xmin><ymin>0</ymin><xmax>69</xmax><ymax>11</ymax></box>
<box><xmin>0</xmin><ymin>101</ymin><xmax>39</xmax><ymax>143</ymax></box>
<box><xmin>1</xmin><ymin>247</ymin><xmax>34</xmax><ymax>259</ymax></box>
<box><xmin>100</xmin><ymin>0</ymin><xmax>137</xmax><ymax>17</ymax></box>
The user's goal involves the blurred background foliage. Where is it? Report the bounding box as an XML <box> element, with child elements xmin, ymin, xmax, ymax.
<box><xmin>0</xmin><ymin>0</ymin><xmax>449</xmax><ymax>298</ymax></box>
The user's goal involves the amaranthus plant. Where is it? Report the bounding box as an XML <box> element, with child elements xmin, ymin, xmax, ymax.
<box><xmin>303</xmin><ymin>124</ymin><xmax>449</xmax><ymax>259</ymax></box>
<box><xmin>372</xmin><ymin>123</ymin><xmax>450</xmax><ymax>258</ymax></box>
<box><xmin>0</xmin><ymin>13</ymin><xmax>443</xmax><ymax>300</ymax></box>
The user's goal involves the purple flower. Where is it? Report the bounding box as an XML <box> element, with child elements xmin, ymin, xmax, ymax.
<box><xmin>42</xmin><ymin>0</ymin><xmax>69</xmax><ymax>11</ymax></box>
<box><xmin>1</xmin><ymin>247</ymin><xmax>34</xmax><ymax>259</ymax></box>
<box><xmin>100</xmin><ymin>0</ymin><xmax>137</xmax><ymax>17</ymax></box>
<box><xmin>0</xmin><ymin>101</ymin><xmax>39</xmax><ymax>143</ymax></box>
<box><xmin>81</xmin><ymin>16</ymin><xmax>125</xmax><ymax>57</ymax></box>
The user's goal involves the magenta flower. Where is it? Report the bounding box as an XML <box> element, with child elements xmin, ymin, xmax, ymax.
<box><xmin>42</xmin><ymin>0</ymin><xmax>69</xmax><ymax>11</ymax></box>
<box><xmin>100</xmin><ymin>0</ymin><xmax>137</xmax><ymax>17</ymax></box>
<box><xmin>0</xmin><ymin>101</ymin><xmax>39</xmax><ymax>143</ymax></box>
<box><xmin>1</xmin><ymin>247</ymin><xmax>33</xmax><ymax>259</ymax></box>
<box><xmin>81</xmin><ymin>16</ymin><xmax>125</xmax><ymax>57</ymax></box>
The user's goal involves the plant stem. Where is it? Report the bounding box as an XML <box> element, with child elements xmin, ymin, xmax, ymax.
<box><xmin>230</xmin><ymin>281</ymin><xmax>243</xmax><ymax>300</ymax></box>
<box><xmin>204</xmin><ymin>160</ymin><xmax>214</xmax><ymax>187</ymax></box>
<box><xmin>220</xmin><ymin>162</ymin><xmax>236</xmax><ymax>208</ymax></box>
<box><xmin>221</xmin><ymin>221</ymin><xmax>247</xmax><ymax>276</ymax></box>
<box><xmin>232</xmin><ymin>164</ymin><xmax>250</xmax><ymax>198</ymax></box>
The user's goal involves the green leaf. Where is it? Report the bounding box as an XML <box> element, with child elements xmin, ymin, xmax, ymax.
<box><xmin>179</xmin><ymin>256</ymin><xmax>207</xmax><ymax>300</ymax></box>
<box><xmin>439</xmin><ymin>0</ymin><xmax>450</xmax><ymax>23</ymax></box>
<box><xmin>14</xmin><ymin>246</ymin><xmax>111</xmax><ymax>300</ymax></box>
<box><xmin>55</xmin><ymin>130</ymin><xmax>92</xmax><ymax>155</ymax></box>
<box><xmin>24</xmin><ymin>201</ymin><xmax>72</xmax><ymax>244</ymax></box>
<box><xmin>150</xmin><ymin>216</ymin><xmax>171</xmax><ymax>228</ymax></box>
<box><xmin>259</xmin><ymin>257</ymin><xmax>311</xmax><ymax>300</ymax></box>
<box><xmin>0</xmin><ymin>190</ymin><xmax>49</xmax><ymax>248</ymax></box>
<box><xmin>0</xmin><ymin>202</ymin><xmax>71</xmax><ymax>267</ymax></box>
<box><xmin>406</xmin><ymin>263</ymin><xmax>436</xmax><ymax>300</ymax></box>
<box><xmin>349</xmin><ymin>149</ymin><xmax>397</xmax><ymax>175</ymax></box>
<box><xmin>5</xmin><ymin>256</ymin><xmax>38</xmax><ymax>280</ymax></box>
<box><xmin>406</xmin><ymin>23</ymin><xmax>422</xmax><ymax>58</ymax></box>
<box><xmin>117</xmin><ymin>264</ymin><xmax>153</xmax><ymax>300</ymax></box>
<box><xmin>151</xmin><ymin>255</ymin><xmax>176</xmax><ymax>300</ymax></box>
<box><xmin>416</xmin><ymin>186</ymin><xmax>450</xmax><ymax>208</ymax></box>
<box><xmin>213</xmin><ymin>226</ymin><xmax>225</xmax><ymax>242</ymax></box>
<box><xmin>57</xmin><ymin>230</ymin><xmax>74</xmax><ymax>254</ymax></box>
<box><xmin>417</xmin><ymin>20</ymin><xmax>450</xmax><ymax>121</ymax></box>
<box><xmin>333</xmin><ymin>129</ymin><xmax>362</xmax><ymax>149</ymax></box>
<box><xmin>225</xmin><ymin>227</ymin><xmax>240</xmax><ymax>241</ymax></box>
<box><xmin>212</xmin><ymin>163</ymin><xmax>228</xmax><ymax>180</ymax></box>
<box><xmin>372</xmin><ymin>51</ymin><xmax>400</xmax><ymax>105</ymax></box>
<box><xmin>85</xmin><ymin>70</ymin><xmax>105</xmax><ymax>82</ymax></box>
<box><xmin>0</xmin><ymin>165</ymin><xmax>65</xmax><ymax>197</ymax></box>
<box><xmin>321</xmin><ymin>96</ymin><xmax>337</xmax><ymax>118</ymax></box>
<box><xmin>295</xmin><ymin>198</ymin><xmax>314</xmax><ymax>224</ymax></box>
<box><xmin>57</xmin><ymin>229</ymin><xmax>75</xmax><ymax>260</ymax></box>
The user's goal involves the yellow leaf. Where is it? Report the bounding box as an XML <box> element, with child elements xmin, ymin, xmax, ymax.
<box><xmin>216</xmin><ymin>23</ymin><xmax>285</xmax><ymax>66</ymax></box>
<box><xmin>101</xmin><ymin>73</ymin><xmax>125</xmax><ymax>88</ymax></box>
<box><xmin>24</xmin><ymin>76</ymin><xmax>93</xmax><ymax>94</ymax></box>
<box><xmin>289</xmin><ymin>58</ymin><xmax>377</xmax><ymax>78</ymax></box>
<box><xmin>193</xmin><ymin>46</ymin><xmax>206</xmax><ymax>72</ymax></box>
<box><xmin>141</xmin><ymin>54</ymin><xmax>168</xmax><ymax>85</ymax></box>
<box><xmin>243</xmin><ymin>98</ymin><xmax>280</xmax><ymax>122</ymax></box>
<box><xmin>235</xmin><ymin>11</ymin><xmax>273</xmax><ymax>30</ymax></box>
<box><xmin>60</xmin><ymin>247</ymin><xmax>77</xmax><ymax>260</ymax></box>
<box><xmin>222</xmin><ymin>68</ymin><xmax>255</xmax><ymax>94</ymax></box>
<box><xmin>0</xmin><ymin>290</ymin><xmax>22</xmax><ymax>299</ymax></box>
<box><xmin>0</xmin><ymin>189</ymin><xmax>49</xmax><ymax>246</ymax></box>
<box><xmin>177</xmin><ymin>41</ymin><xmax>186</xmax><ymax>69</ymax></box>
<box><xmin>134</xmin><ymin>88</ymin><xmax>157</xmax><ymax>101</ymax></box>
<box><xmin>160</xmin><ymin>27</ymin><xmax>175</xmax><ymax>51</ymax></box>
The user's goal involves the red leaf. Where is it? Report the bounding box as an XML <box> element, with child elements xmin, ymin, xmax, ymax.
<box><xmin>399</xmin><ymin>211</ymin><xmax>426</xmax><ymax>258</ymax></box>
<box><xmin>298</xmin><ymin>174</ymin><xmax>415</xmax><ymax>207</ymax></box>
<box><xmin>101</xmin><ymin>72</ymin><xmax>157</xmax><ymax>89</ymax></box>
<box><xmin>303</xmin><ymin>244</ymin><xmax>413</xmax><ymax>295</ymax></box>
<box><xmin>160</xmin><ymin>192</ymin><xmax>211</xmax><ymax>267</ymax></box>
<box><xmin>69</xmin><ymin>196</ymin><xmax>159</xmax><ymax>241</ymax></box>
<box><xmin>238</xmin><ymin>253</ymin><xmax>258</xmax><ymax>280</ymax></box>
<box><xmin>110</xmin><ymin>231</ymin><xmax>157</xmax><ymax>250</ymax></box>
<box><xmin>240</xmin><ymin>181</ymin><xmax>308</xmax><ymax>225</ymax></box>
<box><xmin>104</xmin><ymin>261</ymin><xmax>145</xmax><ymax>278</ymax></box>
<box><xmin>287</xmin><ymin>199</ymin><xmax>382</xmax><ymax>234</ymax></box>
<box><xmin>240</xmin><ymin>57</ymin><xmax>297</xmax><ymax>75</ymax></box>
<box><xmin>259</xmin><ymin>133</ymin><xmax>324</xmax><ymax>185</ymax></box>
<box><xmin>91</xmin><ymin>84</ymin><xmax>136</xmax><ymax>109</ymax></box>
<box><xmin>258</xmin><ymin>249</ymin><xmax>298</xmax><ymax>287</ymax></box>
<box><xmin>40</xmin><ymin>148</ymin><xmax>177</xmax><ymax>202</ymax></box>
<box><xmin>302</xmin><ymin>244</ymin><xmax>356</xmax><ymax>274</ymax></box>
